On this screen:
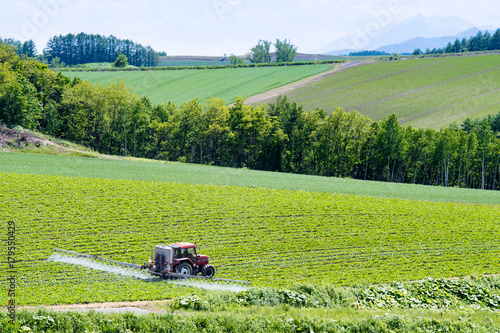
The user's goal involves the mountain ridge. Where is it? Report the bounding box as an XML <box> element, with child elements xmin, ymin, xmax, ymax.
<box><xmin>320</xmin><ymin>14</ymin><xmax>496</xmax><ymax>55</ymax></box>
<box><xmin>376</xmin><ymin>27</ymin><xmax>499</xmax><ymax>54</ymax></box>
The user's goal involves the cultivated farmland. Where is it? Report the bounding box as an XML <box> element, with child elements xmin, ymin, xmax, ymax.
<box><xmin>65</xmin><ymin>64</ymin><xmax>334</xmax><ymax>105</ymax></box>
<box><xmin>250</xmin><ymin>55</ymin><xmax>500</xmax><ymax>128</ymax></box>
<box><xmin>1</xmin><ymin>152</ymin><xmax>499</xmax><ymax>204</ymax></box>
<box><xmin>1</xmin><ymin>172</ymin><xmax>499</xmax><ymax>306</ymax></box>
<box><xmin>157</xmin><ymin>53</ymin><xmax>345</xmax><ymax>67</ymax></box>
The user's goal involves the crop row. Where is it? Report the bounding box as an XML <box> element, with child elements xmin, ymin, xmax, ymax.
<box><xmin>62</xmin><ymin>59</ymin><xmax>343</xmax><ymax>72</ymax></box>
<box><xmin>67</xmin><ymin>64</ymin><xmax>334</xmax><ymax>105</ymax></box>
<box><xmin>282</xmin><ymin>55</ymin><xmax>500</xmax><ymax>128</ymax></box>
<box><xmin>1</xmin><ymin>172</ymin><xmax>499</xmax><ymax>305</ymax></box>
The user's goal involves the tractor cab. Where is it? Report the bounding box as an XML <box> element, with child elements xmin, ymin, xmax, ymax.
<box><xmin>173</xmin><ymin>244</ymin><xmax>196</xmax><ymax>262</ymax></box>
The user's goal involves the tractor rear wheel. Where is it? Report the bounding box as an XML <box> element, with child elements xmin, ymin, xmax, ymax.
<box><xmin>201</xmin><ymin>264</ymin><xmax>215</xmax><ymax>277</ymax></box>
<box><xmin>175</xmin><ymin>262</ymin><xmax>192</xmax><ymax>275</ymax></box>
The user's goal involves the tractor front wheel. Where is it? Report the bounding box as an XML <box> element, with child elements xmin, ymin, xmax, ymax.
<box><xmin>175</xmin><ymin>262</ymin><xmax>192</xmax><ymax>275</ymax></box>
<box><xmin>201</xmin><ymin>264</ymin><xmax>215</xmax><ymax>278</ymax></box>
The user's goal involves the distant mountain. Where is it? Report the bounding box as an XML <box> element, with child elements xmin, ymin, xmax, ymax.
<box><xmin>320</xmin><ymin>14</ymin><xmax>487</xmax><ymax>55</ymax></box>
<box><xmin>376</xmin><ymin>27</ymin><xmax>498</xmax><ymax>54</ymax></box>
<box><xmin>324</xmin><ymin>49</ymin><xmax>358</xmax><ymax>56</ymax></box>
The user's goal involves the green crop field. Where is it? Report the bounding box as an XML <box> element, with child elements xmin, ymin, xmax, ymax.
<box><xmin>156</xmin><ymin>54</ymin><xmax>345</xmax><ymax>67</ymax></box>
<box><xmin>1</xmin><ymin>172</ymin><xmax>499</xmax><ymax>306</ymax></box>
<box><xmin>158</xmin><ymin>55</ymin><xmax>234</xmax><ymax>67</ymax></box>
<box><xmin>1</xmin><ymin>152</ymin><xmax>499</xmax><ymax>204</ymax></box>
<box><xmin>64</xmin><ymin>64</ymin><xmax>333</xmax><ymax>105</ymax></box>
<box><xmin>158</xmin><ymin>60</ymin><xmax>230</xmax><ymax>67</ymax></box>
<box><xmin>251</xmin><ymin>55</ymin><xmax>500</xmax><ymax>128</ymax></box>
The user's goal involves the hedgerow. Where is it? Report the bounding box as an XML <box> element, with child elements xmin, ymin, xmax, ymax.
<box><xmin>0</xmin><ymin>310</ymin><xmax>497</xmax><ymax>333</ymax></box>
<box><xmin>59</xmin><ymin>59</ymin><xmax>343</xmax><ymax>72</ymax></box>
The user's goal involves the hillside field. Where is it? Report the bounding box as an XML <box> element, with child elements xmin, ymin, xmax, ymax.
<box><xmin>65</xmin><ymin>64</ymin><xmax>334</xmax><ymax>105</ymax></box>
<box><xmin>1</xmin><ymin>152</ymin><xmax>499</xmax><ymax>204</ymax></box>
<box><xmin>156</xmin><ymin>53</ymin><xmax>347</xmax><ymax>67</ymax></box>
<box><xmin>250</xmin><ymin>55</ymin><xmax>500</xmax><ymax>128</ymax></box>
<box><xmin>1</xmin><ymin>171</ymin><xmax>499</xmax><ymax>306</ymax></box>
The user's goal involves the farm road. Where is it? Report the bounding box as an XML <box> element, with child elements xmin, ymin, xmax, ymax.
<box><xmin>21</xmin><ymin>301</ymin><xmax>168</xmax><ymax>315</ymax></box>
<box><xmin>245</xmin><ymin>60</ymin><xmax>368</xmax><ymax>105</ymax></box>
<box><xmin>55</xmin><ymin>307</ymin><xmax>153</xmax><ymax>315</ymax></box>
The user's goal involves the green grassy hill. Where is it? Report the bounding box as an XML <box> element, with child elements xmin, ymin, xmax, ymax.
<box><xmin>156</xmin><ymin>53</ymin><xmax>346</xmax><ymax>67</ymax></box>
<box><xmin>1</xmin><ymin>152</ymin><xmax>499</xmax><ymax>204</ymax></box>
<box><xmin>249</xmin><ymin>55</ymin><xmax>500</xmax><ymax>128</ymax></box>
<box><xmin>158</xmin><ymin>55</ymin><xmax>231</xmax><ymax>67</ymax></box>
<box><xmin>1</xmin><ymin>152</ymin><xmax>498</xmax><ymax>309</ymax></box>
<box><xmin>65</xmin><ymin>64</ymin><xmax>334</xmax><ymax>105</ymax></box>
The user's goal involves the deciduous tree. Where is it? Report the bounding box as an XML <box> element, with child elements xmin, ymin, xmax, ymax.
<box><xmin>274</xmin><ymin>39</ymin><xmax>297</xmax><ymax>62</ymax></box>
<box><xmin>247</xmin><ymin>40</ymin><xmax>271</xmax><ymax>63</ymax></box>
<box><xmin>229</xmin><ymin>54</ymin><xmax>243</xmax><ymax>65</ymax></box>
<box><xmin>113</xmin><ymin>54</ymin><xmax>128</xmax><ymax>68</ymax></box>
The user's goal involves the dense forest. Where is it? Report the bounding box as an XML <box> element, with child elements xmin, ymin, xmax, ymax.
<box><xmin>413</xmin><ymin>29</ymin><xmax>500</xmax><ymax>55</ymax></box>
<box><xmin>1</xmin><ymin>33</ymin><xmax>160</xmax><ymax>67</ymax></box>
<box><xmin>45</xmin><ymin>33</ymin><xmax>160</xmax><ymax>67</ymax></box>
<box><xmin>1</xmin><ymin>42</ymin><xmax>499</xmax><ymax>190</ymax></box>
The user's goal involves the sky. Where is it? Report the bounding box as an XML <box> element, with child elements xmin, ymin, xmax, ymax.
<box><xmin>0</xmin><ymin>0</ymin><xmax>499</xmax><ymax>56</ymax></box>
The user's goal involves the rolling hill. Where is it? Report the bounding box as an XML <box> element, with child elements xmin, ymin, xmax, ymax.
<box><xmin>1</xmin><ymin>170</ymin><xmax>499</xmax><ymax>306</ymax></box>
<box><xmin>157</xmin><ymin>53</ymin><xmax>344</xmax><ymax>67</ymax></box>
<box><xmin>248</xmin><ymin>54</ymin><xmax>500</xmax><ymax>128</ymax></box>
<box><xmin>2</xmin><ymin>143</ymin><xmax>498</xmax><ymax>328</ymax></box>
<box><xmin>63</xmin><ymin>54</ymin><xmax>500</xmax><ymax>129</ymax></box>
<box><xmin>65</xmin><ymin>64</ymin><xmax>334</xmax><ymax>105</ymax></box>
<box><xmin>1</xmin><ymin>152</ymin><xmax>499</xmax><ymax>205</ymax></box>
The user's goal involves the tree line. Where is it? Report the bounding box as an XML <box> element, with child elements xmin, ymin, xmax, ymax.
<box><xmin>413</xmin><ymin>29</ymin><xmax>500</xmax><ymax>55</ymax></box>
<box><xmin>348</xmin><ymin>50</ymin><xmax>390</xmax><ymax>56</ymax></box>
<box><xmin>0</xmin><ymin>37</ymin><xmax>37</xmax><ymax>58</ymax></box>
<box><xmin>45</xmin><ymin>33</ymin><xmax>160</xmax><ymax>67</ymax></box>
<box><xmin>1</xmin><ymin>42</ymin><xmax>499</xmax><ymax>191</ymax></box>
<box><xmin>1</xmin><ymin>34</ymin><xmax>161</xmax><ymax>67</ymax></box>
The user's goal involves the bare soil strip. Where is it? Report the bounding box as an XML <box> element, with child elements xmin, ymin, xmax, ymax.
<box><xmin>0</xmin><ymin>125</ymin><xmax>50</xmax><ymax>149</ymax></box>
<box><xmin>20</xmin><ymin>300</ymin><xmax>170</xmax><ymax>314</ymax></box>
<box><xmin>244</xmin><ymin>60</ymin><xmax>369</xmax><ymax>105</ymax></box>
<box><xmin>0</xmin><ymin>125</ymin><xmax>115</xmax><ymax>158</ymax></box>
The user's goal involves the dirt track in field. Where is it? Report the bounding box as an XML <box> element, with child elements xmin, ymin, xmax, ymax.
<box><xmin>244</xmin><ymin>60</ymin><xmax>369</xmax><ymax>105</ymax></box>
<box><xmin>20</xmin><ymin>300</ymin><xmax>170</xmax><ymax>314</ymax></box>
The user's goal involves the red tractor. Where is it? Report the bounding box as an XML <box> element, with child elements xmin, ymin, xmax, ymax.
<box><xmin>144</xmin><ymin>242</ymin><xmax>215</xmax><ymax>278</ymax></box>
<box><xmin>54</xmin><ymin>244</ymin><xmax>250</xmax><ymax>283</ymax></box>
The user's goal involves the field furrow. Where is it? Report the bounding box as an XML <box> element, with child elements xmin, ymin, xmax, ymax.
<box><xmin>1</xmin><ymin>172</ymin><xmax>498</xmax><ymax>305</ymax></box>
